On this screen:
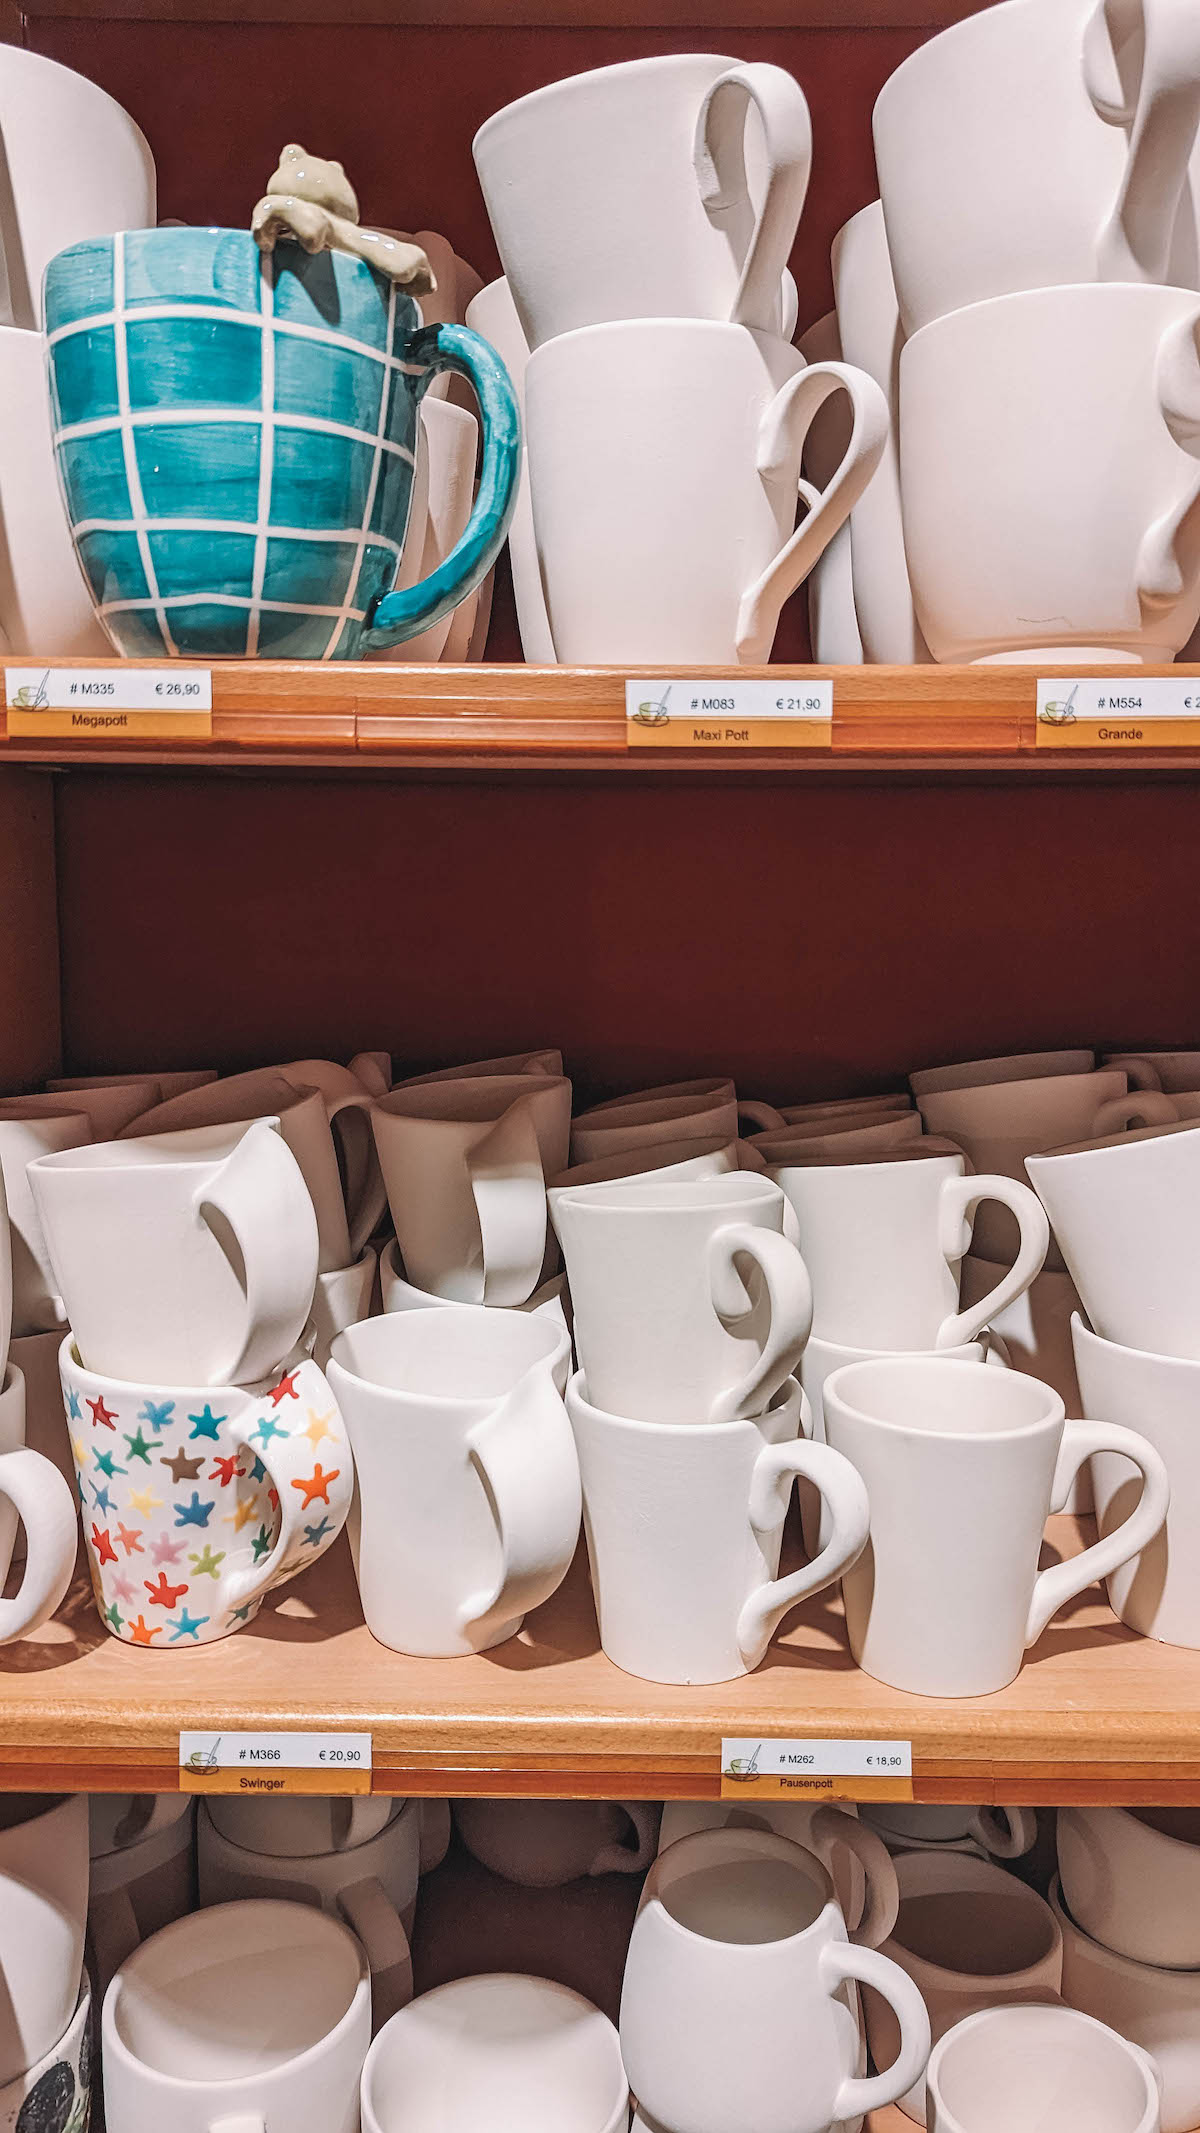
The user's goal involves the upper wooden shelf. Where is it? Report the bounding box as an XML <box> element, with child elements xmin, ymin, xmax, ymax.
<box><xmin>17</xmin><ymin>0</ymin><xmax>992</xmax><ymax>25</ymax></box>
<box><xmin>2</xmin><ymin>661</ymin><xmax>1199</xmax><ymax>773</ymax></box>
<box><xmin>8</xmin><ymin>1518</ymin><xmax>1200</xmax><ymax>1800</ymax></box>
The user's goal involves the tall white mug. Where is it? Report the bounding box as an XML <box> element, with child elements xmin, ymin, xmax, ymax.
<box><xmin>554</xmin><ymin>1171</ymin><xmax>811</xmax><ymax>1424</ymax></box>
<box><xmin>874</xmin><ymin>0</ymin><xmax>1200</xmax><ymax>334</ymax></box>
<box><xmin>0</xmin><ymin>1794</ymin><xmax>88</xmax><ymax>2089</ymax></box>
<box><xmin>465</xmin><ymin>277</ymin><xmax>556</xmax><ymax>664</ymax></box>
<box><xmin>823</xmin><ymin>1355</ymin><xmax>1169</xmax><ymax>1696</ymax></box>
<box><xmin>1075</xmin><ymin>1315</ymin><xmax>1200</xmax><ymax>1646</ymax></box>
<box><xmin>474</xmin><ymin>54</ymin><xmax>812</xmax><ymax>347</ymax></box>
<box><xmin>900</xmin><ymin>283</ymin><xmax>1200</xmax><ymax>662</ymax></box>
<box><xmin>1028</xmin><ymin>1120</ymin><xmax>1200</xmax><ymax>1358</ymax></box>
<box><xmin>526</xmin><ymin>318</ymin><xmax>888</xmax><ymax>663</ymax></box>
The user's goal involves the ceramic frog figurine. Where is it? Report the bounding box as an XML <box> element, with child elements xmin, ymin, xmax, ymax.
<box><xmin>252</xmin><ymin>143</ymin><xmax>436</xmax><ymax>293</ymax></box>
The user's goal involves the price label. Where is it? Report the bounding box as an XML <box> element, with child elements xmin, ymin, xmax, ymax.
<box><xmin>626</xmin><ymin>679</ymin><xmax>832</xmax><ymax>749</ymax></box>
<box><xmin>179</xmin><ymin>1731</ymin><xmax>373</xmax><ymax>1795</ymax></box>
<box><xmin>6</xmin><ymin>666</ymin><xmax>212</xmax><ymax>739</ymax></box>
<box><xmin>720</xmin><ymin>1737</ymin><xmax>913</xmax><ymax>1802</ymax></box>
<box><xmin>1036</xmin><ymin>677</ymin><xmax>1200</xmax><ymax>748</ymax></box>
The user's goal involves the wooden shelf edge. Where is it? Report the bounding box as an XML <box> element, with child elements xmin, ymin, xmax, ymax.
<box><xmin>4</xmin><ymin>1524</ymin><xmax>1200</xmax><ymax>1797</ymax></box>
<box><xmin>2</xmin><ymin>661</ymin><xmax>1199</xmax><ymax>773</ymax></box>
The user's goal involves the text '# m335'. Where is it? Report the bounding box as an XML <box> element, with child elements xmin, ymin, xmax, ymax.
<box><xmin>6</xmin><ymin>667</ymin><xmax>212</xmax><ymax>739</ymax></box>
<box><xmin>626</xmin><ymin>679</ymin><xmax>833</xmax><ymax>748</ymax></box>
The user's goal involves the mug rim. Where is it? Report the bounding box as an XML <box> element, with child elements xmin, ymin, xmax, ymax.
<box><xmin>473</xmin><ymin>49</ymin><xmax>741</xmax><ymax>147</ymax></box>
<box><xmin>1048</xmin><ymin>1871</ymin><xmax>1196</xmax><ymax>1984</ymax></box>
<box><xmin>1029</xmin><ymin>1116</ymin><xmax>1200</xmax><ymax>1163</ymax></box>
<box><xmin>200</xmin><ymin>1792</ymin><xmax>415</xmax><ymax>1866</ymax></box>
<box><xmin>923</xmin><ymin>1998</ymin><xmax>1158</xmax><ymax>2132</ymax></box>
<box><xmin>889</xmin><ymin>1847</ymin><xmax>1060</xmax><ymax>1982</ymax></box>
<box><xmin>58</xmin><ymin>1332</ymin><xmax>298</xmax><ymax>1404</ymax></box>
<box><xmin>823</xmin><ymin>1353</ymin><xmax>1062</xmax><ymax>1441</ymax></box>
<box><xmin>553</xmin><ymin>1170</ymin><xmax>779</xmax><ymax>1215</ymax></box>
<box><xmin>328</xmin><ymin>1303</ymin><xmax>569</xmax><ymax>1400</ymax></box>
<box><xmin>566</xmin><ymin>1366</ymin><xmax>803</xmax><ymax>1438</ymax></box>
<box><xmin>641</xmin><ymin>1825</ymin><xmax>838</xmax><ymax>1947</ymax></box>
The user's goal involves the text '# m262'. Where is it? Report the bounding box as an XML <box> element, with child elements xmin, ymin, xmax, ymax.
<box><xmin>626</xmin><ymin>679</ymin><xmax>832</xmax><ymax>749</ymax></box>
<box><xmin>720</xmin><ymin>1737</ymin><xmax>913</xmax><ymax>1801</ymax></box>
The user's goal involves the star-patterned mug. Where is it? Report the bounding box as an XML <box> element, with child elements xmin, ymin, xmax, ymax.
<box><xmin>60</xmin><ymin>1342</ymin><xmax>354</xmax><ymax>1647</ymax></box>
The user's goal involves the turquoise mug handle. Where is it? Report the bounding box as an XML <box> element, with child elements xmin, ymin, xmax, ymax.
<box><xmin>364</xmin><ymin>322</ymin><xmax>521</xmax><ymax>650</ymax></box>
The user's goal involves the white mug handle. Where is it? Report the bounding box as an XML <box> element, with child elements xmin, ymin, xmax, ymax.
<box><xmin>707</xmin><ymin>1221</ymin><xmax>813</xmax><ymax>1424</ymax></box>
<box><xmin>327</xmin><ymin>1092</ymin><xmax>389</xmax><ymax>1257</ymax></box>
<box><xmin>1084</xmin><ymin>0</ymin><xmax>1200</xmax><ymax>281</ymax></box>
<box><xmin>693</xmin><ymin>62</ymin><xmax>813</xmax><ymax>335</ymax></box>
<box><xmin>336</xmin><ymin>1875</ymin><xmax>413</xmax><ymax>2028</ymax></box>
<box><xmin>468</xmin><ymin>1094</ymin><xmax>549</xmax><ymax>1307</ymax></box>
<box><xmin>457</xmin><ymin>1357</ymin><xmax>581</xmax><ymax>1637</ymax></box>
<box><xmin>807</xmin><ymin>1803</ymin><xmax>899</xmax><ymax>1949</ymax></box>
<box><xmin>823</xmin><ymin>1940</ymin><xmax>932</xmax><ymax>2122</ymax></box>
<box><xmin>0</xmin><ymin>1445</ymin><xmax>78</xmax><ymax>1643</ymax></box>
<box><xmin>738</xmin><ymin>1101</ymin><xmax>788</xmax><ymax>1132</ymax></box>
<box><xmin>1025</xmin><ymin>1419</ymin><xmax>1171</xmax><ymax>1647</ymax></box>
<box><xmin>1139</xmin><ymin>304</ymin><xmax>1200</xmax><ymax>611</ymax></box>
<box><xmin>968</xmin><ymin>1805</ymin><xmax>1038</xmax><ymax>1859</ymax></box>
<box><xmin>738</xmin><ymin>1435</ymin><xmax>870</xmax><ymax>1669</ymax></box>
<box><xmin>222</xmin><ymin>1360</ymin><xmax>354</xmax><ymax>1613</ymax></box>
<box><xmin>934</xmin><ymin>1173</ymin><xmax>1050</xmax><ymax>1348</ymax></box>
<box><xmin>195</xmin><ymin>1120</ymin><xmax>319</xmax><ymax>1385</ymax></box>
<box><xmin>591</xmin><ymin>1803</ymin><xmax>660</xmax><ymax>1877</ymax></box>
<box><xmin>735</xmin><ymin>362</ymin><xmax>890</xmax><ymax>662</ymax></box>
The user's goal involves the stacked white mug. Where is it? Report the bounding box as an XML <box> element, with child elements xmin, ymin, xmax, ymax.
<box><xmin>472</xmin><ymin>55</ymin><xmax>889</xmax><ymax>662</ymax></box>
<box><xmin>826</xmin><ymin>0</ymin><xmax>1200</xmax><ymax>665</ymax></box>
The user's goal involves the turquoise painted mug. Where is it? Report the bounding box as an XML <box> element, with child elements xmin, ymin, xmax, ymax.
<box><xmin>43</xmin><ymin>227</ymin><xmax>520</xmax><ymax>659</ymax></box>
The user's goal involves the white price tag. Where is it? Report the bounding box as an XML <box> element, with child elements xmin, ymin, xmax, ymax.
<box><xmin>626</xmin><ymin>678</ymin><xmax>832</xmax><ymax>748</ymax></box>
<box><xmin>1036</xmin><ymin>676</ymin><xmax>1200</xmax><ymax>747</ymax></box>
<box><xmin>6</xmin><ymin>666</ymin><xmax>212</xmax><ymax>738</ymax></box>
<box><xmin>180</xmin><ymin>1731</ymin><xmax>372</xmax><ymax>1794</ymax></box>
<box><xmin>721</xmin><ymin>1737</ymin><xmax>913</xmax><ymax>1801</ymax></box>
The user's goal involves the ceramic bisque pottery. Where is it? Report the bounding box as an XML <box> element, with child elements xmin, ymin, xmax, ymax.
<box><xmin>43</xmin><ymin>208</ymin><xmax>520</xmax><ymax>658</ymax></box>
<box><xmin>61</xmin><ymin>1344</ymin><xmax>354</xmax><ymax>1645</ymax></box>
<box><xmin>0</xmin><ymin>1985</ymin><xmax>91</xmax><ymax>2133</ymax></box>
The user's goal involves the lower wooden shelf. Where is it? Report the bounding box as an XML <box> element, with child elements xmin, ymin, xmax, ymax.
<box><xmin>3</xmin><ymin>1518</ymin><xmax>1200</xmax><ymax>1797</ymax></box>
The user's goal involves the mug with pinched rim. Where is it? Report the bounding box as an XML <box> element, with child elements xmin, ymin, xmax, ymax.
<box><xmin>44</xmin><ymin>227</ymin><xmax>519</xmax><ymax>660</ymax></box>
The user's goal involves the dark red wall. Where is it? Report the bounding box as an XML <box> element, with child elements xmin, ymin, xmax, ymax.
<box><xmin>54</xmin><ymin>770</ymin><xmax>1199</xmax><ymax>1098</ymax></box>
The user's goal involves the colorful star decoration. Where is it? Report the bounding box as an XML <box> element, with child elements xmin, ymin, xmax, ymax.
<box><xmin>188</xmin><ymin>1545</ymin><xmax>225</xmax><ymax>1580</ymax></box>
<box><xmin>168</xmin><ymin>1608</ymin><xmax>208</xmax><ymax>1642</ymax></box>
<box><xmin>209</xmin><ymin>1455</ymin><xmax>241</xmax><ymax>1488</ymax></box>
<box><xmin>303</xmin><ymin>1407</ymin><xmax>336</xmax><ymax>1448</ymax></box>
<box><xmin>161</xmin><ymin>1448</ymin><xmax>204</xmax><ymax>1484</ymax></box>
<box><xmin>129</xmin><ymin>1485</ymin><xmax>163</xmax><ymax>1519</ymax></box>
<box><xmin>139</xmin><ymin>1400</ymin><xmax>175</xmax><ymax>1433</ymax></box>
<box><xmin>187</xmin><ymin>1404</ymin><xmax>226</xmax><ymax>1442</ymax></box>
<box><xmin>269</xmin><ymin>1369</ymin><xmax>301</xmax><ymax>1405</ymax></box>
<box><xmin>91</xmin><ymin>1524</ymin><xmax>117</xmax><ymax>1566</ymax></box>
<box><xmin>304</xmin><ymin>1516</ymin><xmax>332</xmax><ymax>1548</ymax></box>
<box><xmin>152</xmin><ymin>1533</ymin><xmax>184</xmax><ymax>1566</ymax></box>
<box><xmin>123</xmin><ymin>1427</ymin><xmax>153</xmax><ymax>1465</ymax></box>
<box><xmin>145</xmin><ymin>1571</ymin><xmax>188</xmax><ymax>1608</ymax></box>
<box><xmin>250</xmin><ymin>1413</ymin><xmax>288</xmax><ymax>1448</ymax></box>
<box><xmin>116</xmin><ymin>1523</ymin><xmax>144</xmax><ymax>1557</ymax></box>
<box><xmin>87</xmin><ymin>1395</ymin><xmax>117</xmax><ymax>1430</ymax></box>
<box><xmin>175</xmin><ymin>1493</ymin><xmax>215</xmax><ymax>1529</ymax></box>
<box><xmin>292</xmin><ymin>1464</ymin><xmax>339</xmax><ymax>1509</ymax></box>
<box><xmin>128</xmin><ymin>1614</ymin><xmax>161</xmax><ymax>1646</ymax></box>
<box><xmin>251</xmin><ymin>1524</ymin><xmax>273</xmax><ymax>1562</ymax></box>
<box><xmin>65</xmin><ymin>1389</ymin><xmax>81</xmax><ymax>1422</ymax></box>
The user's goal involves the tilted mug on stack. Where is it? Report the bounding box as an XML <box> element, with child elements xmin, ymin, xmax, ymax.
<box><xmin>473</xmin><ymin>55</ymin><xmax>889</xmax><ymax>662</ymax></box>
<box><xmin>27</xmin><ymin>1118</ymin><xmax>354</xmax><ymax>1646</ymax></box>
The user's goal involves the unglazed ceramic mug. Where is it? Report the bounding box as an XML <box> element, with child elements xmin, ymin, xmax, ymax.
<box><xmin>329</xmin><ymin>1307</ymin><xmax>579</xmax><ymax>1656</ymax></box>
<box><xmin>378</xmin><ymin>1238</ymin><xmax>568</xmax><ymax>1336</ymax></box>
<box><xmin>567</xmin><ymin>1372</ymin><xmax>869</xmax><ymax>1683</ymax></box>
<box><xmin>864</xmin><ymin>1846</ymin><xmax>1063</xmax><ymax>2121</ymax></box>
<box><xmin>0</xmin><ymin>1982</ymin><xmax>91</xmax><ymax>2133</ymax></box>
<box><xmin>910</xmin><ymin>1051</ymin><xmax>1096</xmax><ymax>1096</ymax></box>
<box><xmin>63</xmin><ymin>1344</ymin><xmax>353</xmax><ymax>1646</ymax></box>
<box><xmin>206</xmin><ymin>1794</ymin><xmax>398</xmax><ymax>1857</ymax></box>
<box><xmin>0</xmin><ymin>1112</ymin><xmax>89</xmax><ymax>1336</ymax></box>
<box><xmin>1057</xmin><ymin>1806</ymin><xmax>1200</xmax><ymax>1968</ymax></box>
<box><xmin>1028</xmin><ymin>1120</ymin><xmax>1200</xmax><ymax>1359</ymax></box>
<box><xmin>620</xmin><ymin>1827</ymin><xmax>931</xmax><ymax>2133</ymax></box>
<box><xmin>801</xmin><ymin>1334</ymin><xmax>1003</xmax><ymax>1442</ymax></box>
<box><xmin>751</xmin><ymin>1115</ymin><xmax>925</xmax><ymax>1163</ymax></box>
<box><xmin>526</xmin><ymin>318</ymin><xmax>888</xmax><ymax>662</ymax></box>
<box><xmin>30</xmin><ymin>1120</ymin><xmax>319</xmax><ymax>1385</ymax></box>
<box><xmin>0</xmin><ymin>1795</ymin><xmax>88</xmax><ymax>2089</ymax></box>
<box><xmin>860</xmin><ymin>1804</ymin><xmax>1037</xmax><ymax>1860</ymax></box>
<box><xmin>0</xmin><ymin>327</ymin><xmax>111</xmax><ymax>653</ymax></box>
<box><xmin>1053</xmin><ymin>1875</ymin><xmax>1200</xmax><ymax>2133</ymax></box>
<box><xmin>371</xmin><ymin>1074</ymin><xmax>571</xmax><ymax>1305</ymax></box>
<box><xmin>50</xmin><ymin>1069</ymin><xmax>216</xmax><ymax>1098</ymax></box>
<box><xmin>1102</xmin><ymin>1049</ymin><xmax>1200</xmax><ymax>1092</ymax></box>
<box><xmin>465</xmin><ymin>277</ymin><xmax>555</xmax><ymax>663</ymax></box>
<box><xmin>102</xmin><ymin>1900</ymin><xmax>371</xmax><ymax>2133</ymax></box>
<box><xmin>547</xmin><ymin>1138</ymin><xmax>741</xmax><ymax>1207</ymax></box>
<box><xmin>900</xmin><ymin>283</ymin><xmax>1200</xmax><ymax>662</ymax></box>
<box><xmin>554</xmin><ymin>1172</ymin><xmax>811</xmax><ymax>1424</ymax></box>
<box><xmin>915</xmin><ymin>1067</ymin><xmax>1174</xmax><ymax>1263</ymax></box>
<box><xmin>765</xmin><ymin>1143</ymin><xmax>1048</xmax><ymax>1350</ymax></box>
<box><xmin>874</xmin><ymin>0</ymin><xmax>1200</xmax><ymax>335</ymax></box>
<box><xmin>396</xmin><ymin>1049</ymin><xmax>563</xmax><ymax>1085</ymax></box>
<box><xmin>310</xmin><ymin>1247</ymin><xmax>380</xmax><ymax>1369</ymax></box>
<box><xmin>795</xmin><ymin>310</ymin><xmax>862</xmax><ymax>666</ymax></box>
<box><xmin>362</xmin><ymin>1973</ymin><xmax>628</xmax><ymax>2133</ymax></box>
<box><xmin>831</xmin><ymin>200</ymin><xmax>931</xmax><ymax>665</ymax></box>
<box><xmin>0</xmin><ymin>1082</ymin><xmax>163</xmax><ymax>1138</ymax></box>
<box><xmin>570</xmin><ymin>1081</ymin><xmax>740</xmax><ymax>1163</ymax></box>
<box><xmin>1075</xmin><ymin>1315</ymin><xmax>1200</xmax><ymax>1646</ymax></box>
<box><xmin>924</xmin><ymin>2001</ymin><xmax>1161</xmax><ymax>2133</ymax></box>
<box><xmin>198</xmin><ymin>1799</ymin><xmax>420</xmax><ymax>2028</ymax></box>
<box><xmin>474</xmin><ymin>54</ymin><xmax>812</xmax><ymax>346</ymax></box>
<box><xmin>657</xmin><ymin>1797</ymin><xmax>888</xmax><ymax>1952</ymax></box>
<box><xmin>0</xmin><ymin>1364</ymin><xmax>81</xmax><ymax>1647</ymax></box>
<box><xmin>452</xmin><ymin>1799</ymin><xmax>660</xmax><ymax>1887</ymax></box>
<box><xmin>89</xmin><ymin>1795</ymin><xmax>196</xmax><ymax>1999</ymax></box>
<box><xmin>822</xmin><ymin>1355</ymin><xmax>1168</xmax><ymax>1696</ymax></box>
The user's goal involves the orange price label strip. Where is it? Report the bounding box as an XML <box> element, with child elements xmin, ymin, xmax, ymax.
<box><xmin>626</xmin><ymin>678</ymin><xmax>832</xmax><ymax>749</ymax></box>
<box><xmin>6</xmin><ymin>665</ymin><xmax>212</xmax><ymax>740</ymax></box>
<box><xmin>720</xmin><ymin>1736</ymin><xmax>913</xmax><ymax>1803</ymax></box>
<box><xmin>179</xmin><ymin>1730</ymin><xmax>372</xmax><ymax>1795</ymax></box>
<box><xmin>1036</xmin><ymin>677</ymin><xmax>1200</xmax><ymax>748</ymax></box>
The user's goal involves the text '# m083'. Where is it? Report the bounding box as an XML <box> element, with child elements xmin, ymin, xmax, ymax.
<box><xmin>626</xmin><ymin>678</ymin><xmax>832</xmax><ymax>748</ymax></box>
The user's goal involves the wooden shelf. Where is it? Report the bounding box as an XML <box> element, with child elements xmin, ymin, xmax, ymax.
<box><xmin>3</xmin><ymin>662</ymin><xmax>1200</xmax><ymax>773</ymax></box>
<box><xmin>7</xmin><ymin>1518</ymin><xmax>1200</xmax><ymax>1800</ymax></box>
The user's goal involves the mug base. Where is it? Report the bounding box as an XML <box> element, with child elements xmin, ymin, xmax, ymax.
<box><xmin>970</xmin><ymin>645</ymin><xmax>1161</xmax><ymax>666</ymax></box>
